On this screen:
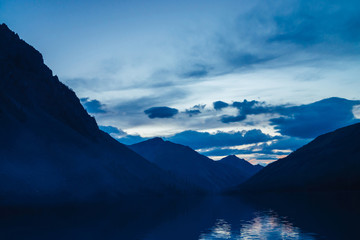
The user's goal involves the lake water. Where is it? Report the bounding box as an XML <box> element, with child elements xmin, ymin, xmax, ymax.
<box><xmin>0</xmin><ymin>192</ymin><xmax>359</xmax><ymax>239</ymax></box>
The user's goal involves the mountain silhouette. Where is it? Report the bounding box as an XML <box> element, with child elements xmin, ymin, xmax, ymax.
<box><xmin>0</xmin><ymin>24</ymin><xmax>187</xmax><ymax>204</ymax></box>
<box><xmin>238</xmin><ymin>122</ymin><xmax>360</xmax><ymax>192</ymax></box>
<box><xmin>129</xmin><ymin>138</ymin><xmax>255</xmax><ymax>192</ymax></box>
<box><xmin>218</xmin><ymin>155</ymin><xmax>263</xmax><ymax>178</ymax></box>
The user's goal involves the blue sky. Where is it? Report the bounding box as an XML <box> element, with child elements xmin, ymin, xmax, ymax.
<box><xmin>2</xmin><ymin>0</ymin><xmax>360</xmax><ymax>164</ymax></box>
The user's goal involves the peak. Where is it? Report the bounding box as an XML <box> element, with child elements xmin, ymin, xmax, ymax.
<box><xmin>0</xmin><ymin>23</ymin><xmax>19</xmax><ymax>39</ymax></box>
<box><xmin>0</xmin><ymin>24</ymin><xmax>99</xmax><ymax>139</ymax></box>
<box><xmin>223</xmin><ymin>155</ymin><xmax>240</xmax><ymax>160</ymax></box>
<box><xmin>0</xmin><ymin>23</ymin><xmax>10</xmax><ymax>31</ymax></box>
<box><xmin>0</xmin><ymin>24</ymin><xmax>47</xmax><ymax>75</ymax></box>
<box><xmin>220</xmin><ymin>155</ymin><xmax>252</xmax><ymax>165</ymax></box>
<box><xmin>148</xmin><ymin>137</ymin><xmax>164</xmax><ymax>143</ymax></box>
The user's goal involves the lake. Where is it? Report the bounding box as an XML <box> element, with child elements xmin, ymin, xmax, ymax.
<box><xmin>0</xmin><ymin>192</ymin><xmax>359</xmax><ymax>239</ymax></box>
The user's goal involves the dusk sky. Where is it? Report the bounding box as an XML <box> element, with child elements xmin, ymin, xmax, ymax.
<box><xmin>1</xmin><ymin>0</ymin><xmax>359</xmax><ymax>164</ymax></box>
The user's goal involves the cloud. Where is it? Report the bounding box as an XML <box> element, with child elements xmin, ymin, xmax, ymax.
<box><xmin>117</xmin><ymin>134</ymin><xmax>149</xmax><ymax>145</ymax></box>
<box><xmin>232</xmin><ymin>100</ymin><xmax>270</xmax><ymax>114</ymax></box>
<box><xmin>225</xmin><ymin>52</ymin><xmax>277</xmax><ymax>69</ymax></box>
<box><xmin>181</xmin><ymin>64</ymin><xmax>211</xmax><ymax>78</ymax></box>
<box><xmin>213</xmin><ymin>101</ymin><xmax>229</xmax><ymax>110</ymax></box>
<box><xmin>99</xmin><ymin>125</ymin><xmax>148</xmax><ymax>145</ymax></box>
<box><xmin>185</xmin><ymin>0</ymin><xmax>360</xmax><ymax>79</ymax></box>
<box><xmin>214</xmin><ymin>97</ymin><xmax>360</xmax><ymax>138</ymax></box>
<box><xmin>260</xmin><ymin>136</ymin><xmax>311</xmax><ymax>152</ymax></box>
<box><xmin>98</xmin><ymin>88</ymin><xmax>188</xmax><ymax>129</ymax></box>
<box><xmin>267</xmin><ymin>0</ymin><xmax>360</xmax><ymax>48</ymax></box>
<box><xmin>144</xmin><ymin>106</ymin><xmax>179</xmax><ymax>119</ymax></box>
<box><xmin>185</xmin><ymin>109</ymin><xmax>201</xmax><ymax>117</ymax></box>
<box><xmin>202</xmin><ymin>148</ymin><xmax>282</xmax><ymax>161</ymax></box>
<box><xmin>100</xmin><ymin>94</ymin><xmax>353</xmax><ymax>161</ymax></box>
<box><xmin>198</xmin><ymin>135</ymin><xmax>310</xmax><ymax>159</ymax></box>
<box><xmin>184</xmin><ymin>104</ymin><xmax>206</xmax><ymax>117</ymax></box>
<box><xmin>221</xmin><ymin>114</ymin><xmax>247</xmax><ymax>123</ymax></box>
<box><xmin>166</xmin><ymin>129</ymin><xmax>274</xmax><ymax>150</ymax></box>
<box><xmin>270</xmin><ymin>97</ymin><xmax>360</xmax><ymax>138</ymax></box>
<box><xmin>219</xmin><ymin>99</ymin><xmax>272</xmax><ymax>123</ymax></box>
<box><xmin>99</xmin><ymin>125</ymin><xmax>126</xmax><ymax>135</ymax></box>
<box><xmin>80</xmin><ymin>97</ymin><xmax>107</xmax><ymax>113</ymax></box>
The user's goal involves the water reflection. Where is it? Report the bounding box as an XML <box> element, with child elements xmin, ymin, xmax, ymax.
<box><xmin>144</xmin><ymin>193</ymin><xmax>360</xmax><ymax>240</ymax></box>
<box><xmin>199</xmin><ymin>211</ymin><xmax>317</xmax><ymax>240</ymax></box>
<box><xmin>0</xmin><ymin>192</ymin><xmax>359</xmax><ymax>239</ymax></box>
<box><xmin>201</xmin><ymin>219</ymin><xmax>232</xmax><ymax>239</ymax></box>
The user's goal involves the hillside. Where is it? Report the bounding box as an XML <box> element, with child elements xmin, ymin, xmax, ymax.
<box><xmin>238</xmin><ymin>123</ymin><xmax>360</xmax><ymax>192</ymax></box>
<box><xmin>218</xmin><ymin>155</ymin><xmax>263</xmax><ymax>179</ymax></box>
<box><xmin>0</xmin><ymin>24</ymin><xmax>185</xmax><ymax>204</ymax></box>
<box><xmin>129</xmin><ymin>138</ymin><xmax>252</xmax><ymax>192</ymax></box>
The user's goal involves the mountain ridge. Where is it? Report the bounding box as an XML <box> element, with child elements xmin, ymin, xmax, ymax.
<box><xmin>0</xmin><ymin>23</ymin><xmax>190</xmax><ymax>204</ymax></box>
<box><xmin>129</xmin><ymin>138</ymin><xmax>258</xmax><ymax>192</ymax></box>
<box><xmin>218</xmin><ymin>155</ymin><xmax>263</xmax><ymax>178</ymax></box>
<box><xmin>237</xmin><ymin>122</ymin><xmax>360</xmax><ymax>192</ymax></box>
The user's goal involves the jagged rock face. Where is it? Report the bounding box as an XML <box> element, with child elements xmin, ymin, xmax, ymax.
<box><xmin>129</xmin><ymin>138</ymin><xmax>250</xmax><ymax>192</ymax></box>
<box><xmin>0</xmin><ymin>24</ymin><xmax>185</xmax><ymax>204</ymax></box>
<box><xmin>239</xmin><ymin>123</ymin><xmax>360</xmax><ymax>192</ymax></box>
<box><xmin>0</xmin><ymin>23</ymin><xmax>98</xmax><ymax>139</ymax></box>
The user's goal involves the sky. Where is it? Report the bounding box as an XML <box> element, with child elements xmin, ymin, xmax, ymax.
<box><xmin>1</xmin><ymin>0</ymin><xmax>360</xmax><ymax>164</ymax></box>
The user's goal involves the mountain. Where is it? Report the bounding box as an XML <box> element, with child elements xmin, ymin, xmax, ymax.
<box><xmin>238</xmin><ymin>123</ymin><xmax>360</xmax><ymax>192</ymax></box>
<box><xmin>0</xmin><ymin>24</ymin><xmax>186</xmax><ymax>204</ymax></box>
<box><xmin>129</xmin><ymin>138</ymin><xmax>251</xmax><ymax>192</ymax></box>
<box><xmin>218</xmin><ymin>155</ymin><xmax>263</xmax><ymax>178</ymax></box>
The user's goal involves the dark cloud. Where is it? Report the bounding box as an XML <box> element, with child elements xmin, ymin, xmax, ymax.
<box><xmin>109</xmin><ymin>89</ymin><xmax>188</xmax><ymax>126</ymax></box>
<box><xmin>80</xmin><ymin>97</ymin><xmax>107</xmax><ymax>113</ymax></box>
<box><xmin>195</xmin><ymin>0</ymin><xmax>360</xmax><ymax>78</ymax></box>
<box><xmin>220</xmin><ymin>99</ymin><xmax>272</xmax><ymax>123</ymax></box>
<box><xmin>270</xmin><ymin>97</ymin><xmax>360</xmax><ymax>138</ymax></box>
<box><xmin>225</xmin><ymin>53</ymin><xmax>276</xmax><ymax>68</ymax></box>
<box><xmin>184</xmin><ymin>69</ymin><xmax>208</xmax><ymax>78</ymax></box>
<box><xmin>114</xmin><ymin>89</ymin><xmax>187</xmax><ymax>114</ymax></box>
<box><xmin>166</xmin><ymin>129</ymin><xmax>274</xmax><ymax>150</ymax></box>
<box><xmin>215</xmin><ymin>98</ymin><xmax>360</xmax><ymax>138</ymax></box>
<box><xmin>100</xmin><ymin>97</ymin><xmax>359</xmax><ymax>161</ymax></box>
<box><xmin>268</xmin><ymin>0</ymin><xmax>360</xmax><ymax>48</ymax></box>
<box><xmin>185</xmin><ymin>109</ymin><xmax>201</xmax><ymax>117</ymax></box>
<box><xmin>184</xmin><ymin>104</ymin><xmax>205</xmax><ymax>117</ymax></box>
<box><xmin>232</xmin><ymin>100</ymin><xmax>270</xmax><ymax>114</ymax></box>
<box><xmin>213</xmin><ymin>101</ymin><xmax>229</xmax><ymax>110</ymax></box>
<box><xmin>144</xmin><ymin>106</ymin><xmax>179</xmax><ymax>119</ymax></box>
<box><xmin>181</xmin><ymin>64</ymin><xmax>211</xmax><ymax>78</ymax></box>
<box><xmin>221</xmin><ymin>114</ymin><xmax>246</xmax><ymax>123</ymax></box>
<box><xmin>212</xmin><ymin>31</ymin><xmax>279</xmax><ymax>72</ymax></box>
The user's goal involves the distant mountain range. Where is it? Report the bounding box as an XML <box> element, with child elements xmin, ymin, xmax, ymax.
<box><xmin>129</xmin><ymin>138</ymin><xmax>261</xmax><ymax>192</ymax></box>
<box><xmin>218</xmin><ymin>155</ymin><xmax>263</xmax><ymax>178</ymax></box>
<box><xmin>237</xmin><ymin>122</ymin><xmax>360</xmax><ymax>192</ymax></box>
